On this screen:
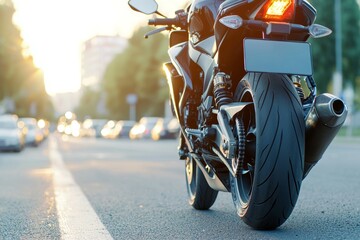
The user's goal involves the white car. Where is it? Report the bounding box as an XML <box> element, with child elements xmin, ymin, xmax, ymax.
<box><xmin>20</xmin><ymin>118</ymin><xmax>44</xmax><ymax>146</ymax></box>
<box><xmin>0</xmin><ymin>115</ymin><xmax>25</xmax><ymax>152</ymax></box>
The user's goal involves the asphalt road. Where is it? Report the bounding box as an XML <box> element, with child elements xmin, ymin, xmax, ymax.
<box><xmin>0</xmin><ymin>134</ymin><xmax>359</xmax><ymax>239</ymax></box>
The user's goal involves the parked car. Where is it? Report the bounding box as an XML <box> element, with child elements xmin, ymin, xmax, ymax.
<box><xmin>20</xmin><ymin>117</ymin><xmax>44</xmax><ymax>146</ymax></box>
<box><xmin>101</xmin><ymin>120</ymin><xmax>117</xmax><ymax>139</ymax></box>
<box><xmin>81</xmin><ymin>119</ymin><xmax>96</xmax><ymax>137</ymax></box>
<box><xmin>37</xmin><ymin>119</ymin><xmax>50</xmax><ymax>139</ymax></box>
<box><xmin>129</xmin><ymin>117</ymin><xmax>160</xmax><ymax>140</ymax></box>
<box><xmin>57</xmin><ymin>112</ymin><xmax>77</xmax><ymax>135</ymax></box>
<box><xmin>112</xmin><ymin>120</ymin><xmax>135</xmax><ymax>139</ymax></box>
<box><xmin>70</xmin><ymin>120</ymin><xmax>82</xmax><ymax>137</ymax></box>
<box><xmin>93</xmin><ymin>119</ymin><xmax>108</xmax><ymax>138</ymax></box>
<box><xmin>82</xmin><ymin>119</ymin><xmax>108</xmax><ymax>138</ymax></box>
<box><xmin>0</xmin><ymin>114</ymin><xmax>25</xmax><ymax>152</ymax></box>
<box><xmin>151</xmin><ymin>118</ymin><xmax>180</xmax><ymax>140</ymax></box>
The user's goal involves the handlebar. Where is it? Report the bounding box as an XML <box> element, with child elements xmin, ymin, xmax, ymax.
<box><xmin>148</xmin><ymin>18</ymin><xmax>178</xmax><ymax>26</ymax></box>
<box><xmin>148</xmin><ymin>10</ymin><xmax>187</xmax><ymax>30</ymax></box>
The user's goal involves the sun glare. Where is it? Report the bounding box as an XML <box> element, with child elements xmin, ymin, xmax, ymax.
<box><xmin>12</xmin><ymin>0</ymin><xmax>188</xmax><ymax>95</ymax></box>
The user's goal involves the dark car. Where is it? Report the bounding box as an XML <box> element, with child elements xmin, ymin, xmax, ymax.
<box><xmin>113</xmin><ymin>120</ymin><xmax>135</xmax><ymax>138</ymax></box>
<box><xmin>82</xmin><ymin>119</ymin><xmax>108</xmax><ymax>138</ymax></box>
<box><xmin>129</xmin><ymin>117</ymin><xmax>160</xmax><ymax>140</ymax></box>
<box><xmin>151</xmin><ymin>118</ymin><xmax>180</xmax><ymax>140</ymax></box>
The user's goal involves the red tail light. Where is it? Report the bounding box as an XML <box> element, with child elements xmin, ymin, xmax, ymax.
<box><xmin>257</xmin><ymin>0</ymin><xmax>296</xmax><ymax>22</ymax></box>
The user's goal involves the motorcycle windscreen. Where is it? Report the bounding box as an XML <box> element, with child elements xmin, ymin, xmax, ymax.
<box><xmin>244</xmin><ymin>39</ymin><xmax>313</xmax><ymax>76</ymax></box>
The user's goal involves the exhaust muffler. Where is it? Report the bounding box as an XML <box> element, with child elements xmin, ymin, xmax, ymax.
<box><xmin>303</xmin><ymin>93</ymin><xmax>348</xmax><ymax>178</ymax></box>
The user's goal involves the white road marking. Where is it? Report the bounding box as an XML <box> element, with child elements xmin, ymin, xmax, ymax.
<box><xmin>49</xmin><ymin>136</ymin><xmax>113</xmax><ymax>240</ymax></box>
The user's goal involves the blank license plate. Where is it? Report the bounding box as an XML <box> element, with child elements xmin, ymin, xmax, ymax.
<box><xmin>244</xmin><ymin>39</ymin><xmax>313</xmax><ymax>76</ymax></box>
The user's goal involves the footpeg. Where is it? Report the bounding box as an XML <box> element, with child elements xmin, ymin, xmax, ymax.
<box><xmin>185</xmin><ymin>127</ymin><xmax>216</xmax><ymax>141</ymax></box>
<box><xmin>185</xmin><ymin>128</ymin><xmax>204</xmax><ymax>138</ymax></box>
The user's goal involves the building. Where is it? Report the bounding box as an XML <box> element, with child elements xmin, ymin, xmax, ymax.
<box><xmin>81</xmin><ymin>35</ymin><xmax>127</xmax><ymax>89</ymax></box>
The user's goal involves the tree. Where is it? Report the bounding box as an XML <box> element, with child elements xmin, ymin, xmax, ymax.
<box><xmin>0</xmin><ymin>1</ymin><xmax>54</xmax><ymax>119</ymax></box>
<box><xmin>310</xmin><ymin>1</ymin><xmax>360</xmax><ymax>95</ymax></box>
<box><xmin>0</xmin><ymin>2</ymin><xmax>23</xmax><ymax>99</ymax></box>
<box><xmin>102</xmin><ymin>26</ymin><xmax>168</xmax><ymax>120</ymax></box>
<box><xmin>73</xmin><ymin>87</ymin><xmax>102</xmax><ymax>120</ymax></box>
<box><xmin>15</xmin><ymin>57</ymin><xmax>54</xmax><ymax>120</ymax></box>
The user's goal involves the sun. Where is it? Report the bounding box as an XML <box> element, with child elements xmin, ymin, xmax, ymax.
<box><xmin>12</xmin><ymin>0</ymin><xmax>84</xmax><ymax>95</ymax></box>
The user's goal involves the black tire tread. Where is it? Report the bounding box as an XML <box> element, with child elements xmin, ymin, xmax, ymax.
<box><xmin>233</xmin><ymin>73</ymin><xmax>305</xmax><ymax>229</ymax></box>
<box><xmin>186</xmin><ymin>159</ymin><xmax>218</xmax><ymax>210</ymax></box>
<box><xmin>191</xmin><ymin>167</ymin><xmax>218</xmax><ymax>210</ymax></box>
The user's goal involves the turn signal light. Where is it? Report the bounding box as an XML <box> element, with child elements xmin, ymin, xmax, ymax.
<box><xmin>219</xmin><ymin>15</ymin><xmax>243</xmax><ymax>29</ymax></box>
<box><xmin>257</xmin><ymin>0</ymin><xmax>295</xmax><ymax>22</ymax></box>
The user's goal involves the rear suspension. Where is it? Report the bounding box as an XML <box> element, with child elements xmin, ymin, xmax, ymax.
<box><xmin>213</xmin><ymin>71</ymin><xmax>233</xmax><ymax>108</ymax></box>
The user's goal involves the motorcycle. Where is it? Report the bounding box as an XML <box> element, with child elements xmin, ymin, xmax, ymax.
<box><xmin>128</xmin><ymin>0</ymin><xmax>347</xmax><ymax>229</ymax></box>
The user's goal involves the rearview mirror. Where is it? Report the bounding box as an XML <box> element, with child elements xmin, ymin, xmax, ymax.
<box><xmin>128</xmin><ymin>0</ymin><xmax>158</xmax><ymax>15</ymax></box>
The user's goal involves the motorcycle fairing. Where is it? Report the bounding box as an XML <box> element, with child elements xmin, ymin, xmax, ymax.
<box><xmin>168</xmin><ymin>42</ymin><xmax>193</xmax><ymax>90</ymax></box>
<box><xmin>188</xmin><ymin>36</ymin><xmax>216</xmax><ymax>92</ymax></box>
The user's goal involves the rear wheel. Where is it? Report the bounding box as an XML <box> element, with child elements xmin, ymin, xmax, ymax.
<box><xmin>230</xmin><ymin>73</ymin><xmax>305</xmax><ymax>229</ymax></box>
<box><xmin>185</xmin><ymin>155</ymin><xmax>218</xmax><ymax>210</ymax></box>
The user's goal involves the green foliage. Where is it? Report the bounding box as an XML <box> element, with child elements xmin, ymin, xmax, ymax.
<box><xmin>14</xmin><ymin>57</ymin><xmax>55</xmax><ymax>120</ymax></box>
<box><xmin>0</xmin><ymin>2</ymin><xmax>54</xmax><ymax>119</ymax></box>
<box><xmin>73</xmin><ymin>87</ymin><xmax>101</xmax><ymax>120</ymax></box>
<box><xmin>310</xmin><ymin>0</ymin><xmax>360</xmax><ymax>94</ymax></box>
<box><xmin>356</xmin><ymin>77</ymin><xmax>360</xmax><ymax>110</ymax></box>
<box><xmin>0</xmin><ymin>3</ymin><xmax>23</xmax><ymax>99</ymax></box>
<box><xmin>102</xmin><ymin>26</ymin><xmax>169</xmax><ymax>120</ymax></box>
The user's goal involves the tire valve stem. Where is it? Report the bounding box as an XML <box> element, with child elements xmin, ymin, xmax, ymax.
<box><xmin>292</xmin><ymin>75</ymin><xmax>305</xmax><ymax>102</ymax></box>
<box><xmin>213</xmin><ymin>71</ymin><xmax>233</xmax><ymax>108</ymax></box>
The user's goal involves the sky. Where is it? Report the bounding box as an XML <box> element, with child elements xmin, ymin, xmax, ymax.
<box><xmin>12</xmin><ymin>0</ymin><xmax>188</xmax><ymax>95</ymax></box>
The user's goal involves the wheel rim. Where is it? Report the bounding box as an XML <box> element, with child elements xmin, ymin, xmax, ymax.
<box><xmin>186</xmin><ymin>156</ymin><xmax>196</xmax><ymax>199</ymax></box>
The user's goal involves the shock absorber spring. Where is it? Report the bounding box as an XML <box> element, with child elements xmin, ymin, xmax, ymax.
<box><xmin>292</xmin><ymin>75</ymin><xmax>305</xmax><ymax>102</ymax></box>
<box><xmin>213</xmin><ymin>72</ymin><xmax>233</xmax><ymax>108</ymax></box>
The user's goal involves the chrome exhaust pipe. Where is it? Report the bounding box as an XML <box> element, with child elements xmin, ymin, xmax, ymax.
<box><xmin>304</xmin><ymin>93</ymin><xmax>348</xmax><ymax>178</ymax></box>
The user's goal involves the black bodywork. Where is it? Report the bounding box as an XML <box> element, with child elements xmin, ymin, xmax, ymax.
<box><xmin>166</xmin><ymin>0</ymin><xmax>317</xmax><ymax>139</ymax></box>
<box><xmin>128</xmin><ymin>0</ymin><xmax>348</xmax><ymax>229</ymax></box>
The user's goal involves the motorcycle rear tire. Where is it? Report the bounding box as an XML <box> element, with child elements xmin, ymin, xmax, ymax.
<box><xmin>185</xmin><ymin>156</ymin><xmax>218</xmax><ymax>210</ymax></box>
<box><xmin>231</xmin><ymin>73</ymin><xmax>305</xmax><ymax>229</ymax></box>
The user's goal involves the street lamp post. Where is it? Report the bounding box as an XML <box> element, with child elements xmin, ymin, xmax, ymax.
<box><xmin>333</xmin><ymin>0</ymin><xmax>343</xmax><ymax>98</ymax></box>
<box><xmin>126</xmin><ymin>94</ymin><xmax>138</xmax><ymax>121</ymax></box>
